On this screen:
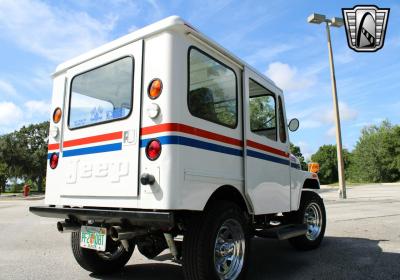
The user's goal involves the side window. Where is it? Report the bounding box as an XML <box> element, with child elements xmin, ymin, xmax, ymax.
<box><xmin>278</xmin><ymin>96</ymin><xmax>287</xmax><ymax>143</ymax></box>
<box><xmin>249</xmin><ymin>79</ymin><xmax>276</xmax><ymax>141</ymax></box>
<box><xmin>188</xmin><ymin>47</ymin><xmax>237</xmax><ymax>128</ymax></box>
<box><xmin>69</xmin><ymin>56</ymin><xmax>134</xmax><ymax>129</ymax></box>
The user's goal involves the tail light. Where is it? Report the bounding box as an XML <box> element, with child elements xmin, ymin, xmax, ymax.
<box><xmin>148</xmin><ymin>78</ymin><xmax>163</xmax><ymax>99</ymax></box>
<box><xmin>50</xmin><ymin>153</ymin><xmax>59</xmax><ymax>169</ymax></box>
<box><xmin>146</xmin><ymin>139</ymin><xmax>161</xmax><ymax>160</ymax></box>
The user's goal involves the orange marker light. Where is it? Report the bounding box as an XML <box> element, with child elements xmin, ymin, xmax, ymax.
<box><xmin>308</xmin><ymin>162</ymin><xmax>320</xmax><ymax>173</ymax></box>
<box><xmin>148</xmin><ymin>78</ymin><xmax>163</xmax><ymax>99</ymax></box>
<box><xmin>53</xmin><ymin>108</ymin><xmax>62</xmax><ymax>123</ymax></box>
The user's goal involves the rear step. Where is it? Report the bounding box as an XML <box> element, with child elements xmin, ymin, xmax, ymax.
<box><xmin>255</xmin><ymin>224</ymin><xmax>308</xmax><ymax>240</ymax></box>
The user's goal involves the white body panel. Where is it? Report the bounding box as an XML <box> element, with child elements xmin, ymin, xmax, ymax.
<box><xmin>46</xmin><ymin>41</ymin><xmax>143</xmax><ymax>208</ymax></box>
<box><xmin>45</xmin><ymin>16</ymin><xmax>318</xmax><ymax>215</ymax></box>
<box><xmin>243</xmin><ymin>68</ymin><xmax>291</xmax><ymax>214</ymax></box>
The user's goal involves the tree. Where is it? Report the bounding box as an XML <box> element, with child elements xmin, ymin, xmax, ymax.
<box><xmin>349</xmin><ymin>120</ymin><xmax>400</xmax><ymax>183</ymax></box>
<box><xmin>0</xmin><ymin>162</ymin><xmax>8</xmax><ymax>194</ymax></box>
<box><xmin>0</xmin><ymin>121</ymin><xmax>49</xmax><ymax>192</ymax></box>
<box><xmin>0</xmin><ymin>135</ymin><xmax>10</xmax><ymax>194</ymax></box>
<box><xmin>290</xmin><ymin>142</ymin><xmax>308</xmax><ymax>170</ymax></box>
<box><xmin>311</xmin><ymin>144</ymin><xmax>351</xmax><ymax>184</ymax></box>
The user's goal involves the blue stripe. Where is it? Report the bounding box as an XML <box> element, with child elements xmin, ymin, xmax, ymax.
<box><xmin>141</xmin><ymin>135</ymin><xmax>243</xmax><ymax>157</ymax></box>
<box><xmin>62</xmin><ymin>143</ymin><xmax>122</xmax><ymax>157</ymax></box>
<box><xmin>247</xmin><ymin>149</ymin><xmax>290</xmax><ymax>166</ymax></box>
<box><xmin>291</xmin><ymin>162</ymin><xmax>301</xmax><ymax>169</ymax></box>
<box><xmin>49</xmin><ymin>135</ymin><xmax>289</xmax><ymax>167</ymax></box>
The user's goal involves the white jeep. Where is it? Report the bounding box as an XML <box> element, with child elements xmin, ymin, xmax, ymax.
<box><xmin>30</xmin><ymin>16</ymin><xmax>326</xmax><ymax>280</ymax></box>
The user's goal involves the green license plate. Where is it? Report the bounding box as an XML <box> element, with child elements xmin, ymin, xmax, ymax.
<box><xmin>80</xmin><ymin>226</ymin><xmax>107</xmax><ymax>251</ymax></box>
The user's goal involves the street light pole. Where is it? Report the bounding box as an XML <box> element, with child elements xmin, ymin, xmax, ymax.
<box><xmin>308</xmin><ymin>13</ymin><xmax>347</xmax><ymax>199</ymax></box>
<box><xmin>325</xmin><ymin>22</ymin><xmax>347</xmax><ymax>199</ymax></box>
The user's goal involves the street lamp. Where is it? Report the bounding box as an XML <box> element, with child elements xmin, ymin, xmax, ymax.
<box><xmin>308</xmin><ymin>13</ymin><xmax>347</xmax><ymax>199</ymax></box>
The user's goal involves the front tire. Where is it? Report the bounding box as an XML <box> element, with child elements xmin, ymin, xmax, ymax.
<box><xmin>71</xmin><ymin>231</ymin><xmax>134</xmax><ymax>274</ymax></box>
<box><xmin>288</xmin><ymin>191</ymin><xmax>326</xmax><ymax>250</ymax></box>
<box><xmin>183</xmin><ymin>201</ymin><xmax>250</xmax><ymax>280</ymax></box>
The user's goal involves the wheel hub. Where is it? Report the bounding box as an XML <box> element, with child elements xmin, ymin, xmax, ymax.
<box><xmin>304</xmin><ymin>202</ymin><xmax>323</xmax><ymax>241</ymax></box>
<box><xmin>214</xmin><ymin>219</ymin><xmax>245</xmax><ymax>280</ymax></box>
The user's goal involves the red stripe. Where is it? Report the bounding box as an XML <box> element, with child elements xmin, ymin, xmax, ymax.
<box><xmin>141</xmin><ymin>123</ymin><xmax>243</xmax><ymax>147</ymax></box>
<box><xmin>63</xmin><ymin>131</ymin><xmax>123</xmax><ymax>148</ymax></box>
<box><xmin>48</xmin><ymin>143</ymin><xmax>60</xmax><ymax>151</ymax></box>
<box><xmin>247</xmin><ymin>140</ymin><xmax>289</xmax><ymax>158</ymax></box>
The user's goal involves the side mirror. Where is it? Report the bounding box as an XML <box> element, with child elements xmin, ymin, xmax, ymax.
<box><xmin>288</xmin><ymin>118</ymin><xmax>300</xmax><ymax>132</ymax></box>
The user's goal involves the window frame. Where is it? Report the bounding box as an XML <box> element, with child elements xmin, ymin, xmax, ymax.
<box><xmin>67</xmin><ymin>55</ymin><xmax>135</xmax><ymax>131</ymax></box>
<box><xmin>248</xmin><ymin>78</ymin><xmax>277</xmax><ymax>141</ymax></box>
<box><xmin>278</xmin><ymin>95</ymin><xmax>287</xmax><ymax>143</ymax></box>
<box><xmin>187</xmin><ymin>46</ymin><xmax>238</xmax><ymax>129</ymax></box>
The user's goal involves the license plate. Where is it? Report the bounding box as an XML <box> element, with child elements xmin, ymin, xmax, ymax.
<box><xmin>80</xmin><ymin>226</ymin><xmax>107</xmax><ymax>251</ymax></box>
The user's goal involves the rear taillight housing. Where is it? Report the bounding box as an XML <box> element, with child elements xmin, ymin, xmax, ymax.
<box><xmin>53</xmin><ymin>107</ymin><xmax>62</xmax><ymax>123</ymax></box>
<box><xmin>146</xmin><ymin>139</ymin><xmax>161</xmax><ymax>160</ymax></box>
<box><xmin>148</xmin><ymin>78</ymin><xmax>163</xmax><ymax>99</ymax></box>
<box><xmin>50</xmin><ymin>153</ymin><xmax>59</xmax><ymax>169</ymax></box>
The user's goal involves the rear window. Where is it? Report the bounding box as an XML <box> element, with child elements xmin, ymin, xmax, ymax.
<box><xmin>68</xmin><ymin>56</ymin><xmax>134</xmax><ymax>129</ymax></box>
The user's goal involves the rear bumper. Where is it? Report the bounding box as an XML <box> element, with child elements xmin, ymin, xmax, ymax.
<box><xmin>29</xmin><ymin>206</ymin><xmax>174</xmax><ymax>228</ymax></box>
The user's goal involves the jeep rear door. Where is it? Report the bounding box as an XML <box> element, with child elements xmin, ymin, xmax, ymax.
<box><xmin>244</xmin><ymin>67</ymin><xmax>291</xmax><ymax>214</ymax></box>
<box><xmin>58</xmin><ymin>40</ymin><xmax>143</xmax><ymax>207</ymax></box>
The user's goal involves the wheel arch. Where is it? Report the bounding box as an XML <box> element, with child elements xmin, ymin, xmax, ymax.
<box><xmin>204</xmin><ymin>185</ymin><xmax>250</xmax><ymax>214</ymax></box>
<box><xmin>303</xmin><ymin>178</ymin><xmax>320</xmax><ymax>190</ymax></box>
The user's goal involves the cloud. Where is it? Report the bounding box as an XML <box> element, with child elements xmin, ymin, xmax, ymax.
<box><xmin>301</xmin><ymin>120</ymin><xmax>322</xmax><ymax>129</ymax></box>
<box><xmin>322</xmin><ymin>102</ymin><xmax>358</xmax><ymax>123</ymax></box>
<box><xmin>289</xmin><ymin>101</ymin><xmax>358</xmax><ymax>137</ymax></box>
<box><xmin>0</xmin><ymin>100</ymin><xmax>51</xmax><ymax>135</ymax></box>
<box><xmin>326</xmin><ymin>126</ymin><xmax>336</xmax><ymax>137</ymax></box>
<box><xmin>335</xmin><ymin>49</ymin><xmax>355</xmax><ymax>64</ymax></box>
<box><xmin>128</xmin><ymin>25</ymin><xmax>139</xmax><ymax>33</ymax></box>
<box><xmin>0</xmin><ymin>0</ymin><xmax>118</xmax><ymax>62</ymax></box>
<box><xmin>0</xmin><ymin>102</ymin><xmax>23</xmax><ymax>127</ymax></box>
<box><xmin>246</xmin><ymin>44</ymin><xmax>295</xmax><ymax>65</ymax></box>
<box><xmin>295</xmin><ymin>141</ymin><xmax>313</xmax><ymax>161</ymax></box>
<box><xmin>265</xmin><ymin>62</ymin><xmax>315</xmax><ymax>92</ymax></box>
<box><xmin>0</xmin><ymin>79</ymin><xmax>18</xmax><ymax>98</ymax></box>
<box><xmin>188</xmin><ymin>0</ymin><xmax>234</xmax><ymax>23</ymax></box>
<box><xmin>24</xmin><ymin>100</ymin><xmax>50</xmax><ymax>116</ymax></box>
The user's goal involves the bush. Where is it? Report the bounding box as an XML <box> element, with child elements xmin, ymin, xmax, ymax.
<box><xmin>311</xmin><ymin>145</ymin><xmax>351</xmax><ymax>185</ymax></box>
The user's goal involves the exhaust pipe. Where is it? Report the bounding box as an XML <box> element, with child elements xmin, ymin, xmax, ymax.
<box><xmin>109</xmin><ymin>226</ymin><xmax>147</xmax><ymax>241</ymax></box>
<box><xmin>57</xmin><ymin>221</ymin><xmax>80</xmax><ymax>233</ymax></box>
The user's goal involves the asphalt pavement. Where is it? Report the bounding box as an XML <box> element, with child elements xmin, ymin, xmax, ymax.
<box><xmin>0</xmin><ymin>184</ymin><xmax>399</xmax><ymax>279</ymax></box>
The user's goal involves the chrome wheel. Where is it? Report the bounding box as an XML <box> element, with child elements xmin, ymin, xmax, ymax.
<box><xmin>214</xmin><ymin>219</ymin><xmax>245</xmax><ymax>280</ymax></box>
<box><xmin>304</xmin><ymin>202</ymin><xmax>323</xmax><ymax>241</ymax></box>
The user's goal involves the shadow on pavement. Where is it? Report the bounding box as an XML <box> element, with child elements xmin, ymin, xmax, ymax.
<box><xmin>91</xmin><ymin>236</ymin><xmax>400</xmax><ymax>280</ymax></box>
<box><xmin>91</xmin><ymin>263</ymin><xmax>183</xmax><ymax>280</ymax></box>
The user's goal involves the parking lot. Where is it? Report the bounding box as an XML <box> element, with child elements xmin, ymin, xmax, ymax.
<box><xmin>0</xmin><ymin>184</ymin><xmax>399</xmax><ymax>280</ymax></box>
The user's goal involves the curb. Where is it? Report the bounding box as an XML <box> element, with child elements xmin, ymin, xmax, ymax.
<box><xmin>0</xmin><ymin>195</ymin><xmax>45</xmax><ymax>201</ymax></box>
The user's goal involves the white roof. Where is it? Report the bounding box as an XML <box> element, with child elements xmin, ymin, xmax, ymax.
<box><xmin>54</xmin><ymin>15</ymin><xmax>279</xmax><ymax>92</ymax></box>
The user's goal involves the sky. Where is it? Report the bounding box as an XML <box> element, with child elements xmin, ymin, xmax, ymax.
<box><xmin>0</xmin><ymin>0</ymin><xmax>399</xmax><ymax>159</ymax></box>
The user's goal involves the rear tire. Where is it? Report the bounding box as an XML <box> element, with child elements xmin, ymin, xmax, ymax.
<box><xmin>71</xmin><ymin>231</ymin><xmax>134</xmax><ymax>274</ymax></box>
<box><xmin>183</xmin><ymin>201</ymin><xmax>250</xmax><ymax>280</ymax></box>
<box><xmin>288</xmin><ymin>191</ymin><xmax>326</xmax><ymax>250</ymax></box>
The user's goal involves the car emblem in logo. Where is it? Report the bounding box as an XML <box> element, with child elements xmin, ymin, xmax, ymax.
<box><xmin>342</xmin><ymin>5</ymin><xmax>390</xmax><ymax>52</ymax></box>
